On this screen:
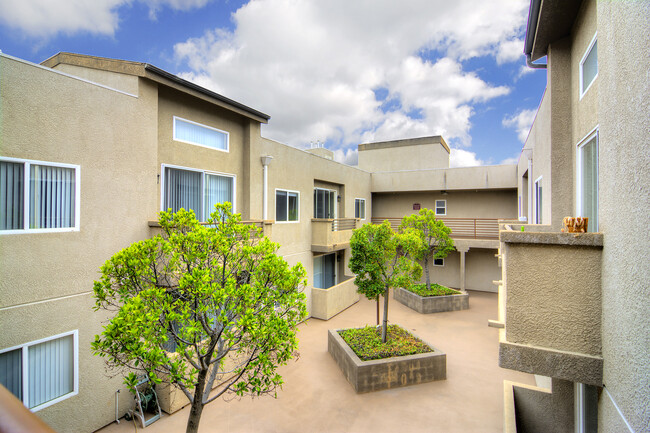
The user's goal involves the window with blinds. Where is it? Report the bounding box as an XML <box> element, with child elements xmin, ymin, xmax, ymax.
<box><xmin>355</xmin><ymin>198</ymin><xmax>365</xmax><ymax>219</ymax></box>
<box><xmin>0</xmin><ymin>158</ymin><xmax>79</xmax><ymax>233</ymax></box>
<box><xmin>580</xmin><ymin>35</ymin><xmax>598</xmax><ymax>98</ymax></box>
<box><xmin>0</xmin><ymin>331</ymin><xmax>77</xmax><ymax>411</ymax></box>
<box><xmin>163</xmin><ymin>166</ymin><xmax>234</xmax><ymax>221</ymax></box>
<box><xmin>173</xmin><ymin>117</ymin><xmax>229</xmax><ymax>151</ymax></box>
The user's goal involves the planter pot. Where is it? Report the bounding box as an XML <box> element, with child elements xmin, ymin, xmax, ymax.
<box><xmin>328</xmin><ymin>328</ymin><xmax>446</xmax><ymax>393</ymax></box>
<box><xmin>394</xmin><ymin>286</ymin><xmax>469</xmax><ymax>314</ymax></box>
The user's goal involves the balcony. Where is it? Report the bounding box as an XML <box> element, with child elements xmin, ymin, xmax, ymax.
<box><xmin>311</xmin><ymin>218</ymin><xmax>359</xmax><ymax>252</ymax></box>
<box><xmin>497</xmin><ymin>226</ymin><xmax>604</xmax><ymax>386</ymax></box>
<box><xmin>311</xmin><ymin>275</ymin><xmax>359</xmax><ymax>320</ymax></box>
<box><xmin>372</xmin><ymin>217</ymin><xmax>500</xmax><ymax>240</ymax></box>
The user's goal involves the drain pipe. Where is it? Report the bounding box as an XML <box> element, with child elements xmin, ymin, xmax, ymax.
<box><xmin>261</xmin><ymin>156</ymin><xmax>273</xmax><ymax>220</ymax></box>
<box><xmin>115</xmin><ymin>390</ymin><xmax>120</xmax><ymax>424</ymax></box>
<box><xmin>526</xmin><ymin>54</ymin><xmax>547</xmax><ymax>69</ymax></box>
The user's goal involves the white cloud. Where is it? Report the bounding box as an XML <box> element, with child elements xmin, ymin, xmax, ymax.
<box><xmin>450</xmin><ymin>148</ymin><xmax>485</xmax><ymax>167</ymax></box>
<box><xmin>499</xmin><ymin>156</ymin><xmax>519</xmax><ymax>165</ymax></box>
<box><xmin>503</xmin><ymin>108</ymin><xmax>537</xmax><ymax>143</ymax></box>
<box><xmin>332</xmin><ymin>148</ymin><xmax>358</xmax><ymax>166</ymax></box>
<box><xmin>517</xmin><ymin>65</ymin><xmax>535</xmax><ymax>79</ymax></box>
<box><xmin>496</xmin><ymin>38</ymin><xmax>524</xmax><ymax>65</ymax></box>
<box><xmin>174</xmin><ymin>0</ymin><xmax>526</xmax><ymax>152</ymax></box>
<box><xmin>0</xmin><ymin>0</ymin><xmax>211</xmax><ymax>38</ymax></box>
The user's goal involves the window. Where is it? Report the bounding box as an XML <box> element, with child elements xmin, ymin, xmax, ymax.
<box><xmin>314</xmin><ymin>188</ymin><xmax>336</xmax><ymax>219</ymax></box>
<box><xmin>435</xmin><ymin>200</ymin><xmax>446</xmax><ymax>216</ymax></box>
<box><xmin>0</xmin><ymin>331</ymin><xmax>78</xmax><ymax>411</ymax></box>
<box><xmin>577</xmin><ymin>130</ymin><xmax>598</xmax><ymax>231</ymax></box>
<box><xmin>433</xmin><ymin>258</ymin><xmax>444</xmax><ymax>266</ymax></box>
<box><xmin>0</xmin><ymin>158</ymin><xmax>79</xmax><ymax>234</ymax></box>
<box><xmin>534</xmin><ymin>176</ymin><xmax>543</xmax><ymax>224</ymax></box>
<box><xmin>313</xmin><ymin>253</ymin><xmax>336</xmax><ymax>289</ymax></box>
<box><xmin>355</xmin><ymin>198</ymin><xmax>366</xmax><ymax>219</ymax></box>
<box><xmin>173</xmin><ymin>117</ymin><xmax>229</xmax><ymax>152</ymax></box>
<box><xmin>162</xmin><ymin>165</ymin><xmax>235</xmax><ymax>221</ymax></box>
<box><xmin>580</xmin><ymin>34</ymin><xmax>598</xmax><ymax>98</ymax></box>
<box><xmin>276</xmin><ymin>189</ymin><xmax>299</xmax><ymax>222</ymax></box>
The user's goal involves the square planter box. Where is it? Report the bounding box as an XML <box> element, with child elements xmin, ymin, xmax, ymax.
<box><xmin>328</xmin><ymin>328</ymin><xmax>446</xmax><ymax>393</ymax></box>
<box><xmin>394</xmin><ymin>286</ymin><xmax>469</xmax><ymax>314</ymax></box>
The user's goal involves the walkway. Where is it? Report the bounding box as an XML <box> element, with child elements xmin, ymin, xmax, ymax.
<box><xmin>98</xmin><ymin>290</ymin><xmax>534</xmax><ymax>433</ymax></box>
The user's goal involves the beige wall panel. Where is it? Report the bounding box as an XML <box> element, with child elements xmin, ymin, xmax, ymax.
<box><xmin>420</xmin><ymin>251</ymin><xmax>461</xmax><ymax>290</ymax></box>
<box><xmin>359</xmin><ymin>142</ymin><xmax>449</xmax><ymax>172</ymax></box>
<box><xmin>597</xmin><ymin>1</ymin><xmax>650</xmax><ymax>431</ymax></box>
<box><xmin>466</xmin><ymin>248</ymin><xmax>500</xmax><ymax>292</ymax></box>
<box><xmin>0</xmin><ymin>57</ymin><xmax>158</xmax><ymax>307</ymax></box>
<box><xmin>50</xmin><ymin>63</ymin><xmax>139</xmax><ymax>96</ymax></box>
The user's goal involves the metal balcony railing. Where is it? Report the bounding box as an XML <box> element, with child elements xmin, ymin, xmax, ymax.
<box><xmin>371</xmin><ymin>217</ymin><xmax>500</xmax><ymax>240</ymax></box>
<box><xmin>331</xmin><ymin>218</ymin><xmax>357</xmax><ymax>231</ymax></box>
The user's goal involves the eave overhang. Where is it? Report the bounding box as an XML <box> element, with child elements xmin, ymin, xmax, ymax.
<box><xmin>524</xmin><ymin>0</ymin><xmax>584</xmax><ymax>61</ymax></box>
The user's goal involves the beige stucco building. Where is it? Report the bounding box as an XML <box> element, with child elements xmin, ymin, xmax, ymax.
<box><xmin>498</xmin><ymin>0</ymin><xmax>650</xmax><ymax>432</ymax></box>
<box><xmin>0</xmin><ymin>50</ymin><xmax>516</xmax><ymax>431</ymax></box>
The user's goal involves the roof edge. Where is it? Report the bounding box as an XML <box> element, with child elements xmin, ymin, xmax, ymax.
<box><xmin>358</xmin><ymin>136</ymin><xmax>450</xmax><ymax>154</ymax></box>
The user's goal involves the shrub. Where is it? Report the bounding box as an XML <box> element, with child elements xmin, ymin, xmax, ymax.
<box><xmin>338</xmin><ymin>325</ymin><xmax>432</xmax><ymax>361</ymax></box>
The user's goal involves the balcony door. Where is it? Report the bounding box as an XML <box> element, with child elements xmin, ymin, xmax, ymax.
<box><xmin>313</xmin><ymin>253</ymin><xmax>337</xmax><ymax>289</ymax></box>
<box><xmin>314</xmin><ymin>188</ymin><xmax>337</xmax><ymax>219</ymax></box>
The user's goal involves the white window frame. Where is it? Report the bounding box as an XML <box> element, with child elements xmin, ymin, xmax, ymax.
<box><xmin>313</xmin><ymin>187</ymin><xmax>337</xmax><ymax>219</ymax></box>
<box><xmin>435</xmin><ymin>199</ymin><xmax>447</xmax><ymax>216</ymax></box>
<box><xmin>579</xmin><ymin>33</ymin><xmax>598</xmax><ymax>99</ymax></box>
<box><xmin>173</xmin><ymin>116</ymin><xmax>230</xmax><ymax>152</ymax></box>
<box><xmin>433</xmin><ymin>258</ymin><xmax>445</xmax><ymax>267</ymax></box>
<box><xmin>0</xmin><ymin>330</ymin><xmax>79</xmax><ymax>412</ymax></box>
<box><xmin>275</xmin><ymin>188</ymin><xmax>300</xmax><ymax>223</ymax></box>
<box><xmin>576</xmin><ymin>127</ymin><xmax>599</xmax><ymax>231</ymax></box>
<box><xmin>160</xmin><ymin>163</ymin><xmax>236</xmax><ymax>218</ymax></box>
<box><xmin>534</xmin><ymin>176</ymin><xmax>543</xmax><ymax>224</ymax></box>
<box><xmin>0</xmin><ymin>157</ymin><xmax>81</xmax><ymax>235</ymax></box>
<box><xmin>354</xmin><ymin>198</ymin><xmax>366</xmax><ymax>220</ymax></box>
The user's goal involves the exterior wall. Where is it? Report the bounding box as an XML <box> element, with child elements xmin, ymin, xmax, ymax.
<box><xmin>0</xmin><ymin>55</ymin><xmax>159</xmax><ymax>432</ymax></box>
<box><xmin>597</xmin><ymin>1</ymin><xmax>650</xmax><ymax>431</ymax></box>
<box><xmin>48</xmin><ymin>63</ymin><xmax>140</xmax><ymax>96</ymax></box>
<box><xmin>372</xmin><ymin>190</ymin><xmax>517</xmax><ymax>219</ymax></box>
<box><xmin>358</xmin><ymin>136</ymin><xmax>449</xmax><ymax>172</ymax></box>
<box><xmin>465</xmin><ymin>248</ymin><xmax>501</xmax><ymax>292</ymax></box>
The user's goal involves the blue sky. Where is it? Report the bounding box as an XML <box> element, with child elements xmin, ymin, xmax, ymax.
<box><xmin>0</xmin><ymin>0</ymin><xmax>547</xmax><ymax>167</ymax></box>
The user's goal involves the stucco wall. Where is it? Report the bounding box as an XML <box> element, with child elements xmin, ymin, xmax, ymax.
<box><xmin>358</xmin><ymin>138</ymin><xmax>449</xmax><ymax>172</ymax></box>
<box><xmin>597</xmin><ymin>1</ymin><xmax>650</xmax><ymax>431</ymax></box>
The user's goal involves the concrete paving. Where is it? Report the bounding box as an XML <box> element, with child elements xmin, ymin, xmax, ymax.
<box><xmin>97</xmin><ymin>290</ymin><xmax>534</xmax><ymax>433</ymax></box>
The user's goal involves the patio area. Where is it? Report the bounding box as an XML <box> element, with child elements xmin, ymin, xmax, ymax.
<box><xmin>98</xmin><ymin>290</ymin><xmax>534</xmax><ymax>433</ymax></box>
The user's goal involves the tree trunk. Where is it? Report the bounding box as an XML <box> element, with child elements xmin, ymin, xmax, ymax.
<box><xmin>424</xmin><ymin>253</ymin><xmax>431</xmax><ymax>290</ymax></box>
<box><xmin>186</xmin><ymin>369</ymin><xmax>208</xmax><ymax>433</ymax></box>
<box><xmin>381</xmin><ymin>286</ymin><xmax>390</xmax><ymax>343</ymax></box>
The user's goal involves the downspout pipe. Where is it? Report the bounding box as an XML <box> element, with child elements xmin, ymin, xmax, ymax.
<box><xmin>524</xmin><ymin>0</ymin><xmax>547</xmax><ymax>69</ymax></box>
<box><xmin>261</xmin><ymin>156</ymin><xmax>273</xmax><ymax>220</ymax></box>
<box><xmin>526</xmin><ymin>53</ymin><xmax>547</xmax><ymax>69</ymax></box>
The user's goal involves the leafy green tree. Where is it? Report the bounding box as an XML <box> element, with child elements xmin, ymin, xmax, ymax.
<box><xmin>349</xmin><ymin>221</ymin><xmax>422</xmax><ymax>343</ymax></box>
<box><xmin>399</xmin><ymin>208</ymin><xmax>455</xmax><ymax>291</ymax></box>
<box><xmin>92</xmin><ymin>203</ymin><xmax>307</xmax><ymax>433</ymax></box>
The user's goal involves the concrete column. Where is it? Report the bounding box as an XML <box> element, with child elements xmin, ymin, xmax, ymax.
<box><xmin>458</xmin><ymin>246</ymin><xmax>470</xmax><ymax>292</ymax></box>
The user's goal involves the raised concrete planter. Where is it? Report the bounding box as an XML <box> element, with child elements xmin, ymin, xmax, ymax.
<box><xmin>311</xmin><ymin>277</ymin><xmax>359</xmax><ymax>320</ymax></box>
<box><xmin>328</xmin><ymin>328</ymin><xmax>446</xmax><ymax>393</ymax></box>
<box><xmin>394</xmin><ymin>286</ymin><xmax>469</xmax><ymax>314</ymax></box>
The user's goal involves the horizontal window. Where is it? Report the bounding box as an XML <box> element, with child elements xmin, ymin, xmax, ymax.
<box><xmin>0</xmin><ymin>158</ymin><xmax>80</xmax><ymax>234</ymax></box>
<box><xmin>173</xmin><ymin>117</ymin><xmax>229</xmax><ymax>152</ymax></box>
<box><xmin>355</xmin><ymin>198</ymin><xmax>366</xmax><ymax>219</ymax></box>
<box><xmin>435</xmin><ymin>200</ymin><xmax>446</xmax><ymax>216</ymax></box>
<box><xmin>0</xmin><ymin>331</ymin><xmax>78</xmax><ymax>411</ymax></box>
<box><xmin>162</xmin><ymin>165</ymin><xmax>235</xmax><ymax>221</ymax></box>
<box><xmin>433</xmin><ymin>258</ymin><xmax>444</xmax><ymax>267</ymax></box>
<box><xmin>276</xmin><ymin>189</ymin><xmax>299</xmax><ymax>222</ymax></box>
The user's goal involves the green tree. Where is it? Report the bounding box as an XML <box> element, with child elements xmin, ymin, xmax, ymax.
<box><xmin>91</xmin><ymin>204</ymin><xmax>307</xmax><ymax>433</ymax></box>
<box><xmin>399</xmin><ymin>208</ymin><xmax>455</xmax><ymax>290</ymax></box>
<box><xmin>349</xmin><ymin>221</ymin><xmax>422</xmax><ymax>343</ymax></box>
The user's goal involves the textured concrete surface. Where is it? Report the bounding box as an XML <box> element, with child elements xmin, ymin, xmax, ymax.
<box><xmin>97</xmin><ymin>291</ymin><xmax>534</xmax><ymax>433</ymax></box>
<box><xmin>394</xmin><ymin>287</ymin><xmax>469</xmax><ymax>314</ymax></box>
<box><xmin>311</xmin><ymin>278</ymin><xmax>359</xmax><ymax>320</ymax></box>
<box><xmin>328</xmin><ymin>329</ymin><xmax>446</xmax><ymax>393</ymax></box>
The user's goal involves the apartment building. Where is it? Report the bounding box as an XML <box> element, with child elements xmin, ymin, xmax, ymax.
<box><xmin>497</xmin><ymin>0</ymin><xmax>649</xmax><ymax>432</ymax></box>
<box><xmin>1</xmin><ymin>51</ymin><xmax>518</xmax><ymax>431</ymax></box>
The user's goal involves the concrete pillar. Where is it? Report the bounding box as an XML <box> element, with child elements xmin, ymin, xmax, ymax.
<box><xmin>458</xmin><ymin>246</ymin><xmax>470</xmax><ymax>292</ymax></box>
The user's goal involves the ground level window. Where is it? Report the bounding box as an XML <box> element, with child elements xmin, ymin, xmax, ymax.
<box><xmin>313</xmin><ymin>253</ymin><xmax>336</xmax><ymax>289</ymax></box>
<box><xmin>0</xmin><ymin>331</ymin><xmax>78</xmax><ymax>411</ymax></box>
<box><xmin>433</xmin><ymin>258</ymin><xmax>444</xmax><ymax>266</ymax></box>
<box><xmin>435</xmin><ymin>200</ymin><xmax>446</xmax><ymax>216</ymax></box>
<box><xmin>355</xmin><ymin>198</ymin><xmax>366</xmax><ymax>219</ymax></box>
<box><xmin>276</xmin><ymin>189</ymin><xmax>299</xmax><ymax>222</ymax></box>
<box><xmin>163</xmin><ymin>165</ymin><xmax>234</xmax><ymax>221</ymax></box>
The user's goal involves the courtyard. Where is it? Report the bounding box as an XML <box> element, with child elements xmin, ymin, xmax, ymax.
<box><xmin>98</xmin><ymin>290</ymin><xmax>534</xmax><ymax>433</ymax></box>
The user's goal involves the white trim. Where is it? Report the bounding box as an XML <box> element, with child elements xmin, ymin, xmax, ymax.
<box><xmin>354</xmin><ymin>198</ymin><xmax>366</xmax><ymax>220</ymax></box>
<box><xmin>433</xmin><ymin>258</ymin><xmax>445</xmax><ymax>267</ymax></box>
<box><xmin>576</xmin><ymin>127</ymin><xmax>599</xmax><ymax>231</ymax></box>
<box><xmin>274</xmin><ymin>188</ymin><xmax>300</xmax><ymax>223</ymax></box>
<box><xmin>173</xmin><ymin>116</ymin><xmax>229</xmax><ymax>152</ymax></box>
<box><xmin>0</xmin><ymin>52</ymin><xmax>138</xmax><ymax>98</ymax></box>
<box><xmin>313</xmin><ymin>187</ymin><xmax>338</xmax><ymax>219</ymax></box>
<box><xmin>435</xmin><ymin>199</ymin><xmax>447</xmax><ymax>216</ymax></box>
<box><xmin>0</xmin><ymin>330</ymin><xmax>79</xmax><ymax>412</ymax></box>
<box><xmin>603</xmin><ymin>386</ymin><xmax>635</xmax><ymax>433</ymax></box>
<box><xmin>0</xmin><ymin>157</ymin><xmax>80</xmax><ymax>235</ymax></box>
<box><xmin>160</xmin><ymin>163</ymin><xmax>237</xmax><ymax>218</ymax></box>
<box><xmin>0</xmin><ymin>291</ymin><xmax>92</xmax><ymax>311</ymax></box>
<box><xmin>579</xmin><ymin>32</ymin><xmax>598</xmax><ymax>99</ymax></box>
<box><xmin>534</xmin><ymin>176</ymin><xmax>543</xmax><ymax>224</ymax></box>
